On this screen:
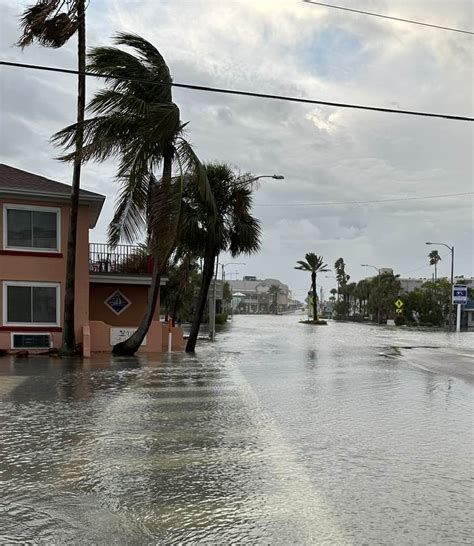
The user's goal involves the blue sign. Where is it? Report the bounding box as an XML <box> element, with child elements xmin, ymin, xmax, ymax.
<box><xmin>452</xmin><ymin>285</ymin><xmax>467</xmax><ymax>305</ymax></box>
<box><xmin>105</xmin><ymin>290</ymin><xmax>130</xmax><ymax>315</ymax></box>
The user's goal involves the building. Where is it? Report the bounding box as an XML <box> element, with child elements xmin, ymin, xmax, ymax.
<box><xmin>0</xmin><ymin>164</ymin><xmax>183</xmax><ymax>354</ymax></box>
<box><xmin>399</xmin><ymin>277</ymin><xmax>430</xmax><ymax>292</ymax></box>
<box><xmin>229</xmin><ymin>276</ymin><xmax>290</xmax><ymax>314</ymax></box>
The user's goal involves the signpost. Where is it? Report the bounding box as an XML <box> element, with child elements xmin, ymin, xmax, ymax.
<box><xmin>394</xmin><ymin>298</ymin><xmax>404</xmax><ymax>315</ymax></box>
<box><xmin>452</xmin><ymin>285</ymin><xmax>467</xmax><ymax>332</ymax></box>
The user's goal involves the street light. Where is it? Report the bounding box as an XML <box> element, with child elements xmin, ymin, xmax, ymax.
<box><xmin>426</xmin><ymin>242</ymin><xmax>455</xmax><ymax>331</ymax></box>
<box><xmin>220</xmin><ymin>262</ymin><xmax>247</xmax><ymax>318</ymax></box>
<box><xmin>209</xmin><ymin>261</ymin><xmax>246</xmax><ymax>342</ymax></box>
<box><xmin>361</xmin><ymin>264</ymin><xmax>381</xmax><ymax>324</ymax></box>
<box><xmin>325</xmin><ymin>275</ymin><xmax>339</xmax><ymax>301</ymax></box>
<box><xmin>209</xmin><ymin>174</ymin><xmax>284</xmax><ymax>341</ymax></box>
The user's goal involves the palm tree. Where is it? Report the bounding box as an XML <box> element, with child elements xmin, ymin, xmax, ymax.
<box><xmin>428</xmin><ymin>250</ymin><xmax>441</xmax><ymax>283</ymax></box>
<box><xmin>184</xmin><ymin>163</ymin><xmax>261</xmax><ymax>352</ymax></box>
<box><xmin>53</xmin><ymin>33</ymin><xmax>214</xmax><ymax>355</ymax></box>
<box><xmin>19</xmin><ymin>0</ymin><xmax>87</xmax><ymax>355</ymax></box>
<box><xmin>295</xmin><ymin>253</ymin><xmax>330</xmax><ymax>321</ymax></box>
<box><xmin>268</xmin><ymin>284</ymin><xmax>282</xmax><ymax>315</ymax></box>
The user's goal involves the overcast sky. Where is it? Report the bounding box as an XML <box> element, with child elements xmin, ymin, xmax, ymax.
<box><xmin>1</xmin><ymin>0</ymin><xmax>473</xmax><ymax>300</ymax></box>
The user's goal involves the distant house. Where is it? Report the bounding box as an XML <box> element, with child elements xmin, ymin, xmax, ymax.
<box><xmin>229</xmin><ymin>276</ymin><xmax>290</xmax><ymax>314</ymax></box>
<box><xmin>0</xmin><ymin>164</ymin><xmax>183</xmax><ymax>354</ymax></box>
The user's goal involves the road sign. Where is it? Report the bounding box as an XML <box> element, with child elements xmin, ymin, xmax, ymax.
<box><xmin>395</xmin><ymin>308</ymin><xmax>403</xmax><ymax>314</ymax></box>
<box><xmin>394</xmin><ymin>298</ymin><xmax>404</xmax><ymax>309</ymax></box>
<box><xmin>452</xmin><ymin>284</ymin><xmax>467</xmax><ymax>305</ymax></box>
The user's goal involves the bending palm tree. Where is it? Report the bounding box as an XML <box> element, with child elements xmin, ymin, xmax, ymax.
<box><xmin>295</xmin><ymin>253</ymin><xmax>330</xmax><ymax>321</ymax></box>
<box><xmin>428</xmin><ymin>250</ymin><xmax>441</xmax><ymax>283</ymax></box>
<box><xmin>19</xmin><ymin>0</ymin><xmax>87</xmax><ymax>355</ymax></box>
<box><xmin>183</xmin><ymin>163</ymin><xmax>261</xmax><ymax>352</ymax></box>
<box><xmin>268</xmin><ymin>284</ymin><xmax>282</xmax><ymax>315</ymax></box>
<box><xmin>54</xmin><ymin>33</ymin><xmax>214</xmax><ymax>355</ymax></box>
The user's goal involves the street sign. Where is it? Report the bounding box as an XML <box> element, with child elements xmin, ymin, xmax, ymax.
<box><xmin>394</xmin><ymin>298</ymin><xmax>404</xmax><ymax>309</ymax></box>
<box><xmin>452</xmin><ymin>284</ymin><xmax>467</xmax><ymax>305</ymax></box>
<box><xmin>395</xmin><ymin>308</ymin><xmax>403</xmax><ymax>314</ymax></box>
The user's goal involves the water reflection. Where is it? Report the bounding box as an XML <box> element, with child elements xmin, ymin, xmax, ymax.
<box><xmin>0</xmin><ymin>316</ymin><xmax>473</xmax><ymax>543</ymax></box>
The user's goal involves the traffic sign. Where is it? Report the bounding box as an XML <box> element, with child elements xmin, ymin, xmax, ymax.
<box><xmin>394</xmin><ymin>298</ymin><xmax>404</xmax><ymax>309</ymax></box>
<box><xmin>395</xmin><ymin>308</ymin><xmax>403</xmax><ymax>314</ymax></box>
<box><xmin>452</xmin><ymin>284</ymin><xmax>467</xmax><ymax>305</ymax></box>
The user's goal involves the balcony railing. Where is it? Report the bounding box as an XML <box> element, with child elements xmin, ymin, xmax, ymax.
<box><xmin>89</xmin><ymin>243</ymin><xmax>152</xmax><ymax>275</ymax></box>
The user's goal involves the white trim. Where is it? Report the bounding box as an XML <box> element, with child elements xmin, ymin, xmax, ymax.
<box><xmin>104</xmin><ymin>290</ymin><xmax>131</xmax><ymax>316</ymax></box>
<box><xmin>3</xmin><ymin>281</ymin><xmax>60</xmax><ymax>327</ymax></box>
<box><xmin>11</xmin><ymin>332</ymin><xmax>52</xmax><ymax>349</ymax></box>
<box><xmin>89</xmin><ymin>274</ymin><xmax>168</xmax><ymax>286</ymax></box>
<box><xmin>3</xmin><ymin>203</ymin><xmax>61</xmax><ymax>253</ymax></box>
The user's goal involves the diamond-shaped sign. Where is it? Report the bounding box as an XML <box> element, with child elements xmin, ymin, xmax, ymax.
<box><xmin>395</xmin><ymin>298</ymin><xmax>404</xmax><ymax>309</ymax></box>
<box><xmin>105</xmin><ymin>290</ymin><xmax>131</xmax><ymax>315</ymax></box>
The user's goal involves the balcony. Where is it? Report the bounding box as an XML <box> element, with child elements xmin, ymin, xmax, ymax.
<box><xmin>89</xmin><ymin>243</ymin><xmax>152</xmax><ymax>276</ymax></box>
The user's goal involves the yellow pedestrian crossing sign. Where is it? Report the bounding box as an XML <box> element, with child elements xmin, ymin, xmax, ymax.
<box><xmin>395</xmin><ymin>299</ymin><xmax>404</xmax><ymax>309</ymax></box>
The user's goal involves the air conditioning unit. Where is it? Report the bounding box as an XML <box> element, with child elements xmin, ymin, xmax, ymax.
<box><xmin>12</xmin><ymin>333</ymin><xmax>52</xmax><ymax>350</ymax></box>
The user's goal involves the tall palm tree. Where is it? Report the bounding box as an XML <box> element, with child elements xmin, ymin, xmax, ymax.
<box><xmin>19</xmin><ymin>0</ymin><xmax>87</xmax><ymax>355</ymax></box>
<box><xmin>268</xmin><ymin>284</ymin><xmax>282</xmax><ymax>315</ymax></box>
<box><xmin>295</xmin><ymin>253</ymin><xmax>330</xmax><ymax>321</ymax></box>
<box><xmin>183</xmin><ymin>163</ymin><xmax>261</xmax><ymax>352</ymax></box>
<box><xmin>428</xmin><ymin>250</ymin><xmax>441</xmax><ymax>283</ymax></box>
<box><xmin>53</xmin><ymin>33</ymin><xmax>214</xmax><ymax>355</ymax></box>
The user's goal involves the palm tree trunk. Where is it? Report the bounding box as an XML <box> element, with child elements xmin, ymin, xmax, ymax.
<box><xmin>186</xmin><ymin>245</ymin><xmax>215</xmax><ymax>352</ymax></box>
<box><xmin>312</xmin><ymin>271</ymin><xmax>318</xmax><ymax>321</ymax></box>
<box><xmin>60</xmin><ymin>0</ymin><xmax>86</xmax><ymax>356</ymax></box>
<box><xmin>113</xmin><ymin>257</ymin><xmax>162</xmax><ymax>355</ymax></box>
<box><xmin>434</xmin><ymin>263</ymin><xmax>437</xmax><ymax>283</ymax></box>
<box><xmin>112</xmin><ymin>150</ymin><xmax>174</xmax><ymax>355</ymax></box>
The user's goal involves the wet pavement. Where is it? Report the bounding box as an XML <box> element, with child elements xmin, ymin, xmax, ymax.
<box><xmin>0</xmin><ymin>316</ymin><xmax>473</xmax><ymax>544</ymax></box>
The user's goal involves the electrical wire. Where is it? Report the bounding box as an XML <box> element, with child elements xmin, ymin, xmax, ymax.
<box><xmin>1</xmin><ymin>60</ymin><xmax>473</xmax><ymax>122</ymax></box>
<box><xmin>302</xmin><ymin>1</ymin><xmax>474</xmax><ymax>35</ymax></box>
<box><xmin>255</xmin><ymin>191</ymin><xmax>473</xmax><ymax>208</ymax></box>
<box><xmin>400</xmin><ymin>252</ymin><xmax>451</xmax><ymax>275</ymax></box>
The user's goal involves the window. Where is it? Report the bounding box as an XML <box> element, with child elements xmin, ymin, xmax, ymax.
<box><xmin>4</xmin><ymin>282</ymin><xmax>60</xmax><ymax>326</ymax></box>
<box><xmin>4</xmin><ymin>205</ymin><xmax>60</xmax><ymax>251</ymax></box>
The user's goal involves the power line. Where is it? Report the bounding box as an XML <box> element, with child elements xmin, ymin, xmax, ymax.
<box><xmin>302</xmin><ymin>1</ymin><xmax>474</xmax><ymax>35</ymax></box>
<box><xmin>1</xmin><ymin>60</ymin><xmax>473</xmax><ymax>122</ymax></box>
<box><xmin>400</xmin><ymin>251</ymin><xmax>451</xmax><ymax>275</ymax></box>
<box><xmin>255</xmin><ymin>191</ymin><xmax>474</xmax><ymax>208</ymax></box>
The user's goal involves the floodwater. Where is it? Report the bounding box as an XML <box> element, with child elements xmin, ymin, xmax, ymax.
<box><xmin>0</xmin><ymin>316</ymin><xmax>473</xmax><ymax>544</ymax></box>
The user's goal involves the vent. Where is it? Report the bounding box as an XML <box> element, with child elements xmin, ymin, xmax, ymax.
<box><xmin>12</xmin><ymin>333</ymin><xmax>51</xmax><ymax>349</ymax></box>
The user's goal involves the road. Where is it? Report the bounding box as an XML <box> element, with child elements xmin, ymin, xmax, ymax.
<box><xmin>0</xmin><ymin>316</ymin><xmax>472</xmax><ymax>543</ymax></box>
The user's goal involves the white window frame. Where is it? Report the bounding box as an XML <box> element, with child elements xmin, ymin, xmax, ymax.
<box><xmin>3</xmin><ymin>281</ymin><xmax>60</xmax><ymax>327</ymax></box>
<box><xmin>3</xmin><ymin>203</ymin><xmax>61</xmax><ymax>253</ymax></box>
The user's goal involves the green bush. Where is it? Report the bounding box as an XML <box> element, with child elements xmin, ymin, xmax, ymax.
<box><xmin>394</xmin><ymin>315</ymin><xmax>406</xmax><ymax>326</ymax></box>
<box><xmin>215</xmin><ymin>313</ymin><xmax>228</xmax><ymax>325</ymax></box>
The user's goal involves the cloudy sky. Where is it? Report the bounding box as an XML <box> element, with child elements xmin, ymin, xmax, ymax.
<box><xmin>1</xmin><ymin>0</ymin><xmax>473</xmax><ymax>300</ymax></box>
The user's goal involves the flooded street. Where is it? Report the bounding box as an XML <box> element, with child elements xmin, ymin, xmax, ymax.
<box><xmin>0</xmin><ymin>316</ymin><xmax>473</xmax><ymax>544</ymax></box>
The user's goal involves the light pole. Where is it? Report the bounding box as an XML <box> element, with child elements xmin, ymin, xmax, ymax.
<box><xmin>221</xmin><ymin>262</ymin><xmax>246</xmax><ymax>317</ymax></box>
<box><xmin>361</xmin><ymin>264</ymin><xmax>381</xmax><ymax>323</ymax></box>
<box><xmin>426</xmin><ymin>242</ymin><xmax>455</xmax><ymax>331</ymax></box>
<box><xmin>325</xmin><ymin>275</ymin><xmax>339</xmax><ymax>301</ymax></box>
<box><xmin>209</xmin><ymin>174</ymin><xmax>284</xmax><ymax>341</ymax></box>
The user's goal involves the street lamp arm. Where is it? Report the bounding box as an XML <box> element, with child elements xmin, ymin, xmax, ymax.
<box><xmin>425</xmin><ymin>242</ymin><xmax>453</xmax><ymax>252</ymax></box>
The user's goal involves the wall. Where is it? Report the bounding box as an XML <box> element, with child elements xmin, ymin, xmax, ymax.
<box><xmin>89</xmin><ymin>283</ymin><xmax>160</xmax><ymax>326</ymax></box>
<box><xmin>85</xmin><ymin>320</ymin><xmax>184</xmax><ymax>353</ymax></box>
<box><xmin>0</xmin><ymin>197</ymin><xmax>90</xmax><ymax>350</ymax></box>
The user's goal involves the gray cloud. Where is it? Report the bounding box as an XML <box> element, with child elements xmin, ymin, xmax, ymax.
<box><xmin>1</xmin><ymin>0</ymin><xmax>472</xmax><ymax>296</ymax></box>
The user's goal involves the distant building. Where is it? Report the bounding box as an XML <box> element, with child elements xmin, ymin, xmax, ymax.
<box><xmin>229</xmin><ymin>277</ymin><xmax>290</xmax><ymax>314</ymax></box>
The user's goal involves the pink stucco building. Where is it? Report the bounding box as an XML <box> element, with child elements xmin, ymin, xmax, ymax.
<box><xmin>0</xmin><ymin>164</ymin><xmax>183</xmax><ymax>355</ymax></box>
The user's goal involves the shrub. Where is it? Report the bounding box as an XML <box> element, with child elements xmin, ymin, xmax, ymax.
<box><xmin>215</xmin><ymin>313</ymin><xmax>228</xmax><ymax>325</ymax></box>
